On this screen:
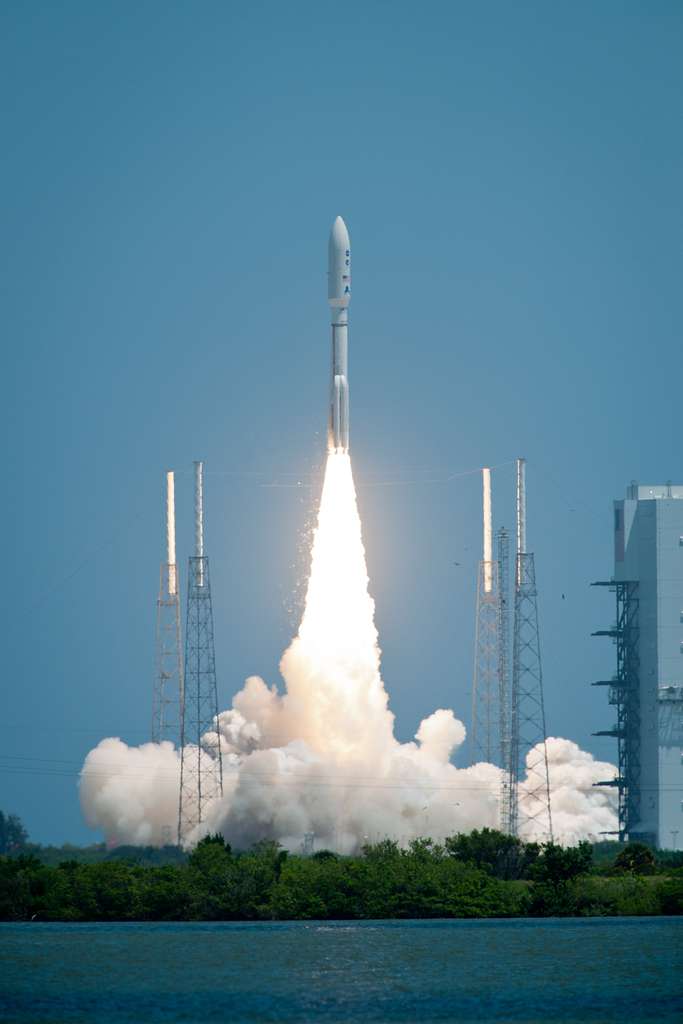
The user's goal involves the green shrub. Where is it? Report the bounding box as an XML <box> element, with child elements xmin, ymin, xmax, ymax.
<box><xmin>612</xmin><ymin>843</ymin><xmax>656</xmax><ymax>876</ymax></box>
<box><xmin>656</xmin><ymin>877</ymin><xmax>683</xmax><ymax>915</ymax></box>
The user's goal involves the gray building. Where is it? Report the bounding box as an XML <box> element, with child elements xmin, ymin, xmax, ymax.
<box><xmin>603</xmin><ymin>484</ymin><xmax>683</xmax><ymax>848</ymax></box>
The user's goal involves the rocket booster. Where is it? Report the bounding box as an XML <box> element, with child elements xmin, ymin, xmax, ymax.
<box><xmin>328</xmin><ymin>216</ymin><xmax>351</xmax><ymax>452</ymax></box>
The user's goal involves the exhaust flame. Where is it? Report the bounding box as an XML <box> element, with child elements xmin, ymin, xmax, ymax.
<box><xmin>81</xmin><ymin>452</ymin><xmax>618</xmax><ymax>849</ymax></box>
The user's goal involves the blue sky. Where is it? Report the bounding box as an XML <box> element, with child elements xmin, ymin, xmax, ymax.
<box><xmin>2</xmin><ymin>1</ymin><xmax>681</xmax><ymax>843</ymax></box>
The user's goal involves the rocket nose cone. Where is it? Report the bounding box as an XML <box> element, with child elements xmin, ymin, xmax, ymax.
<box><xmin>328</xmin><ymin>215</ymin><xmax>351</xmax><ymax>308</ymax></box>
<box><xmin>330</xmin><ymin>215</ymin><xmax>350</xmax><ymax>251</ymax></box>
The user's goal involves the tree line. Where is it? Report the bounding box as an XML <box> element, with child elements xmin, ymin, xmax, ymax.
<box><xmin>2</xmin><ymin>828</ymin><xmax>681</xmax><ymax>922</ymax></box>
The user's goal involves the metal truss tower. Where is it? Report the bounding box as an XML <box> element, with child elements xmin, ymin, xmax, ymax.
<box><xmin>152</xmin><ymin>471</ymin><xmax>183</xmax><ymax>744</ymax></box>
<box><xmin>591</xmin><ymin>580</ymin><xmax>641</xmax><ymax>841</ymax></box>
<box><xmin>497</xmin><ymin>527</ymin><xmax>513</xmax><ymax>832</ymax></box>
<box><xmin>505</xmin><ymin>459</ymin><xmax>553</xmax><ymax>840</ymax></box>
<box><xmin>471</xmin><ymin>469</ymin><xmax>505</xmax><ymax>764</ymax></box>
<box><xmin>178</xmin><ymin>461</ymin><xmax>223</xmax><ymax>845</ymax></box>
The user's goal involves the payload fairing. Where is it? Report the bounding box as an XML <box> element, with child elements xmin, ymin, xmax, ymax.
<box><xmin>328</xmin><ymin>216</ymin><xmax>351</xmax><ymax>452</ymax></box>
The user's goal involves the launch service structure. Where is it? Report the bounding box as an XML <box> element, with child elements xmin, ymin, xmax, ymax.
<box><xmin>593</xmin><ymin>482</ymin><xmax>683</xmax><ymax>848</ymax></box>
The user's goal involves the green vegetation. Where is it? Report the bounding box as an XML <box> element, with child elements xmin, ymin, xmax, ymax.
<box><xmin>23</xmin><ymin>843</ymin><xmax>188</xmax><ymax>868</ymax></box>
<box><xmin>0</xmin><ymin>811</ymin><xmax>29</xmax><ymax>855</ymax></box>
<box><xmin>1</xmin><ymin>826</ymin><xmax>681</xmax><ymax>922</ymax></box>
<box><xmin>0</xmin><ymin>812</ymin><xmax>188</xmax><ymax>867</ymax></box>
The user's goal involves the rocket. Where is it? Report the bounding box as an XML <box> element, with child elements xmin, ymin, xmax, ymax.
<box><xmin>328</xmin><ymin>215</ymin><xmax>351</xmax><ymax>452</ymax></box>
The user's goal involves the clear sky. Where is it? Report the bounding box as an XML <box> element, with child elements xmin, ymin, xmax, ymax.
<box><xmin>2</xmin><ymin>1</ymin><xmax>681</xmax><ymax>844</ymax></box>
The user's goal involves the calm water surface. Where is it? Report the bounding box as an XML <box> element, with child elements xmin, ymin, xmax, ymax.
<box><xmin>1</xmin><ymin>917</ymin><xmax>681</xmax><ymax>1023</ymax></box>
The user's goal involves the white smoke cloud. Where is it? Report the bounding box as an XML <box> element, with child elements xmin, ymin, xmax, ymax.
<box><xmin>519</xmin><ymin>737</ymin><xmax>618</xmax><ymax>845</ymax></box>
<box><xmin>80</xmin><ymin>738</ymin><xmax>180</xmax><ymax>847</ymax></box>
<box><xmin>80</xmin><ymin>453</ymin><xmax>617</xmax><ymax>849</ymax></box>
<box><xmin>416</xmin><ymin>709</ymin><xmax>466</xmax><ymax>764</ymax></box>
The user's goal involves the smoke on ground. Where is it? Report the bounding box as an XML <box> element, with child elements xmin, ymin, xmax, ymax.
<box><xmin>81</xmin><ymin>453</ymin><xmax>617</xmax><ymax>849</ymax></box>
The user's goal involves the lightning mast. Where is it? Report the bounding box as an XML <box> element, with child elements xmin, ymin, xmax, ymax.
<box><xmin>497</xmin><ymin>526</ymin><xmax>512</xmax><ymax>829</ymax></box>
<box><xmin>504</xmin><ymin>458</ymin><xmax>553</xmax><ymax>839</ymax></box>
<box><xmin>152</xmin><ymin>471</ymin><xmax>183</xmax><ymax>744</ymax></box>
<box><xmin>178</xmin><ymin>461</ymin><xmax>223</xmax><ymax>845</ymax></box>
<box><xmin>471</xmin><ymin>468</ymin><xmax>503</xmax><ymax>764</ymax></box>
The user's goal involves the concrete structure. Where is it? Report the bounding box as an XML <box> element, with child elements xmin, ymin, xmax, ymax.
<box><xmin>598</xmin><ymin>483</ymin><xmax>683</xmax><ymax>847</ymax></box>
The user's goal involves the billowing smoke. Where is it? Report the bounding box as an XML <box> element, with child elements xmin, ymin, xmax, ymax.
<box><xmin>81</xmin><ymin>453</ymin><xmax>617</xmax><ymax>849</ymax></box>
<box><xmin>80</xmin><ymin>737</ymin><xmax>180</xmax><ymax>847</ymax></box>
<box><xmin>521</xmin><ymin>737</ymin><xmax>618</xmax><ymax>845</ymax></box>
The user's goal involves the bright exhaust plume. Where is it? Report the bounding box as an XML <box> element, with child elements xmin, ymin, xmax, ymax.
<box><xmin>81</xmin><ymin>452</ymin><xmax>617</xmax><ymax>849</ymax></box>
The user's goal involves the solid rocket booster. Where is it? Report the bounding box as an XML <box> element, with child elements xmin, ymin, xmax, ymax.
<box><xmin>328</xmin><ymin>215</ymin><xmax>351</xmax><ymax>452</ymax></box>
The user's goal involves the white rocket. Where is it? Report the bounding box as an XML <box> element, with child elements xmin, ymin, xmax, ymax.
<box><xmin>328</xmin><ymin>215</ymin><xmax>351</xmax><ymax>452</ymax></box>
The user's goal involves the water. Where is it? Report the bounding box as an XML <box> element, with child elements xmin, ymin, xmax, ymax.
<box><xmin>1</xmin><ymin>918</ymin><xmax>681</xmax><ymax>1023</ymax></box>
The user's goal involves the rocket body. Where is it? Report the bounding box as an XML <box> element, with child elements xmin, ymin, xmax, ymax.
<box><xmin>328</xmin><ymin>216</ymin><xmax>351</xmax><ymax>452</ymax></box>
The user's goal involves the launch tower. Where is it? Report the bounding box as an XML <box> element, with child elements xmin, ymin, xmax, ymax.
<box><xmin>152</xmin><ymin>471</ymin><xmax>183</xmax><ymax>744</ymax></box>
<box><xmin>471</xmin><ymin>469</ymin><xmax>506</xmax><ymax>764</ymax></box>
<box><xmin>497</xmin><ymin>526</ymin><xmax>513</xmax><ymax>831</ymax></box>
<box><xmin>504</xmin><ymin>459</ymin><xmax>553</xmax><ymax>839</ymax></box>
<box><xmin>178</xmin><ymin>461</ymin><xmax>223</xmax><ymax>845</ymax></box>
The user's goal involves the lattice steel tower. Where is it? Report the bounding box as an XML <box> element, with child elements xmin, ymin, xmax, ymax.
<box><xmin>178</xmin><ymin>461</ymin><xmax>223</xmax><ymax>845</ymax></box>
<box><xmin>497</xmin><ymin>526</ymin><xmax>513</xmax><ymax>831</ymax></box>
<box><xmin>504</xmin><ymin>458</ymin><xmax>553</xmax><ymax>840</ymax></box>
<box><xmin>471</xmin><ymin>468</ymin><xmax>505</xmax><ymax>764</ymax></box>
<box><xmin>152</xmin><ymin>471</ymin><xmax>183</xmax><ymax>744</ymax></box>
